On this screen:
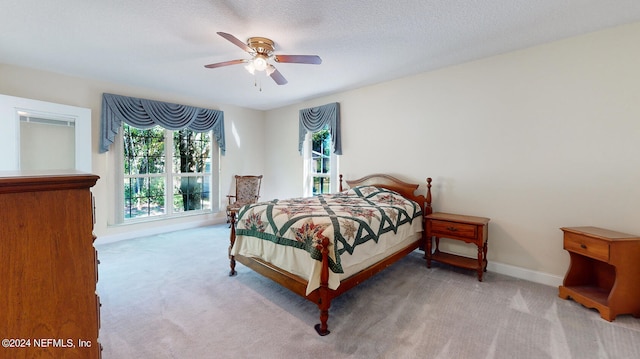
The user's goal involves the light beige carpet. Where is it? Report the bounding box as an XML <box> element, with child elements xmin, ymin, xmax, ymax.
<box><xmin>96</xmin><ymin>225</ymin><xmax>640</xmax><ymax>358</ymax></box>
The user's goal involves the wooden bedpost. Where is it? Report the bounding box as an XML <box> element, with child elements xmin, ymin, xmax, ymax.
<box><xmin>425</xmin><ymin>177</ymin><xmax>433</xmax><ymax>215</ymax></box>
<box><xmin>314</xmin><ymin>236</ymin><xmax>331</xmax><ymax>336</ymax></box>
<box><xmin>228</xmin><ymin>209</ymin><xmax>238</xmax><ymax>276</ymax></box>
<box><xmin>422</xmin><ymin>178</ymin><xmax>433</xmax><ymax>254</ymax></box>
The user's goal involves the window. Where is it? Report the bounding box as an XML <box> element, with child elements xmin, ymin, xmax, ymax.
<box><xmin>121</xmin><ymin>123</ymin><xmax>216</xmax><ymax>221</ymax></box>
<box><xmin>304</xmin><ymin>126</ymin><xmax>338</xmax><ymax>196</ymax></box>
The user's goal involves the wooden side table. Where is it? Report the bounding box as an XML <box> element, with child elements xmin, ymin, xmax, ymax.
<box><xmin>425</xmin><ymin>212</ymin><xmax>490</xmax><ymax>281</ymax></box>
<box><xmin>558</xmin><ymin>226</ymin><xmax>640</xmax><ymax>321</ymax></box>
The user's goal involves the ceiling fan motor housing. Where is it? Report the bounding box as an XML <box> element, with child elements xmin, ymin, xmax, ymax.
<box><xmin>248</xmin><ymin>37</ymin><xmax>275</xmax><ymax>56</ymax></box>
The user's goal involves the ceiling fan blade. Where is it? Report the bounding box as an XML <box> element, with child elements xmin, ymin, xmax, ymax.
<box><xmin>268</xmin><ymin>66</ymin><xmax>288</xmax><ymax>85</ymax></box>
<box><xmin>217</xmin><ymin>32</ymin><xmax>253</xmax><ymax>53</ymax></box>
<box><xmin>274</xmin><ymin>55</ymin><xmax>322</xmax><ymax>65</ymax></box>
<box><xmin>204</xmin><ymin>59</ymin><xmax>246</xmax><ymax>69</ymax></box>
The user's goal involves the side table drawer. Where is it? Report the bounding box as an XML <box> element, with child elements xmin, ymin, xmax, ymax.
<box><xmin>564</xmin><ymin>232</ymin><xmax>609</xmax><ymax>261</ymax></box>
<box><xmin>430</xmin><ymin>220</ymin><xmax>477</xmax><ymax>240</ymax></box>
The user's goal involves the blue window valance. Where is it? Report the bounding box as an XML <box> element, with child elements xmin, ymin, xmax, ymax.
<box><xmin>299</xmin><ymin>102</ymin><xmax>341</xmax><ymax>155</ymax></box>
<box><xmin>100</xmin><ymin>93</ymin><xmax>225</xmax><ymax>154</ymax></box>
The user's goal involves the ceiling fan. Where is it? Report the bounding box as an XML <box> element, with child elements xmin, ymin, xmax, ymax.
<box><xmin>204</xmin><ymin>32</ymin><xmax>322</xmax><ymax>85</ymax></box>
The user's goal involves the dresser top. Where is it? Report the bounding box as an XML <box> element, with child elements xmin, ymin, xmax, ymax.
<box><xmin>0</xmin><ymin>171</ymin><xmax>99</xmax><ymax>194</ymax></box>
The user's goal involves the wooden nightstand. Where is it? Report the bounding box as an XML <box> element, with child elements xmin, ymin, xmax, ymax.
<box><xmin>558</xmin><ymin>226</ymin><xmax>640</xmax><ymax>321</ymax></box>
<box><xmin>425</xmin><ymin>212</ymin><xmax>490</xmax><ymax>281</ymax></box>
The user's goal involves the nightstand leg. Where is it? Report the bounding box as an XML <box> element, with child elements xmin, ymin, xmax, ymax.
<box><xmin>483</xmin><ymin>240</ymin><xmax>488</xmax><ymax>272</ymax></box>
<box><xmin>477</xmin><ymin>244</ymin><xmax>483</xmax><ymax>281</ymax></box>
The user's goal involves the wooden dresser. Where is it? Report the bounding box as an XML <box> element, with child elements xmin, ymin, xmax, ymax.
<box><xmin>0</xmin><ymin>171</ymin><xmax>101</xmax><ymax>358</ymax></box>
<box><xmin>559</xmin><ymin>226</ymin><xmax>640</xmax><ymax>321</ymax></box>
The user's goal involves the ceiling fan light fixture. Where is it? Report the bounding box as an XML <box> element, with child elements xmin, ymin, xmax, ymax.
<box><xmin>244</xmin><ymin>62</ymin><xmax>255</xmax><ymax>74</ymax></box>
<box><xmin>253</xmin><ymin>54</ymin><xmax>268</xmax><ymax>71</ymax></box>
<box><xmin>265</xmin><ymin>64</ymin><xmax>276</xmax><ymax>76</ymax></box>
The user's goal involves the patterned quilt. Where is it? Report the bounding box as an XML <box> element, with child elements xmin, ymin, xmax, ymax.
<box><xmin>235</xmin><ymin>185</ymin><xmax>424</xmax><ymax>274</ymax></box>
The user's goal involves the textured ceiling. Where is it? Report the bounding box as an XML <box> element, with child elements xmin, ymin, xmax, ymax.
<box><xmin>2</xmin><ymin>1</ymin><xmax>640</xmax><ymax>110</ymax></box>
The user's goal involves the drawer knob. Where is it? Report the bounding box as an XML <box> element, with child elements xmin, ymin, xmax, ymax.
<box><xmin>447</xmin><ymin>226</ymin><xmax>458</xmax><ymax>232</ymax></box>
<box><xmin>580</xmin><ymin>244</ymin><xmax>587</xmax><ymax>249</ymax></box>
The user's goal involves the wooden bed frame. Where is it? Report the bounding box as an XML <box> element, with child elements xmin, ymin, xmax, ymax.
<box><xmin>228</xmin><ymin>174</ymin><xmax>433</xmax><ymax>335</ymax></box>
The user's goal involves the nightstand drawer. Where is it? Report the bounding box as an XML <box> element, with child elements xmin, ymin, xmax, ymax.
<box><xmin>430</xmin><ymin>220</ymin><xmax>477</xmax><ymax>240</ymax></box>
<box><xmin>564</xmin><ymin>232</ymin><xmax>609</xmax><ymax>261</ymax></box>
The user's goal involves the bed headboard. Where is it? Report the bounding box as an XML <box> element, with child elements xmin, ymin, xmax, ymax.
<box><xmin>339</xmin><ymin>174</ymin><xmax>432</xmax><ymax>215</ymax></box>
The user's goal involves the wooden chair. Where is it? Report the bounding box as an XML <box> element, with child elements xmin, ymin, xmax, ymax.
<box><xmin>227</xmin><ymin>175</ymin><xmax>263</xmax><ymax>223</ymax></box>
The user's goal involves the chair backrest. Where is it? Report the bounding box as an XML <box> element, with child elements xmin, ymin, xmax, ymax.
<box><xmin>234</xmin><ymin>175</ymin><xmax>263</xmax><ymax>205</ymax></box>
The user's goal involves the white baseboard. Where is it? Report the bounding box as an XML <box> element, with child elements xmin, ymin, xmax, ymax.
<box><xmin>487</xmin><ymin>261</ymin><xmax>563</xmax><ymax>287</ymax></box>
<box><xmin>95</xmin><ymin>218</ymin><xmax>226</xmax><ymax>245</ymax></box>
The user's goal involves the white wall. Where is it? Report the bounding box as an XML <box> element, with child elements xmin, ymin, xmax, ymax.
<box><xmin>0</xmin><ymin>65</ymin><xmax>265</xmax><ymax>241</ymax></box>
<box><xmin>263</xmin><ymin>22</ymin><xmax>640</xmax><ymax>283</ymax></box>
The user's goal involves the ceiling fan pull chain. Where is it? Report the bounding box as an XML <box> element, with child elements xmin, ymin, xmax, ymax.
<box><xmin>252</xmin><ymin>75</ymin><xmax>262</xmax><ymax>92</ymax></box>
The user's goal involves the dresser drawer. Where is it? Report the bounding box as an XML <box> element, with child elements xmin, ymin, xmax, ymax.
<box><xmin>564</xmin><ymin>232</ymin><xmax>609</xmax><ymax>261</ymax></box>
<box><xmin>430</xmin><ymin>220</ymin><xmax>477</xmax><ymax>240</ymax></box>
